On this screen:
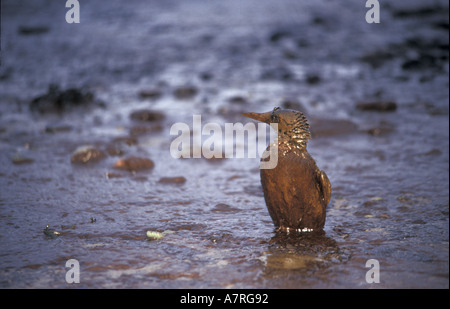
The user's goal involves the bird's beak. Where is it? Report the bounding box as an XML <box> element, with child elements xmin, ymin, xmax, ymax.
<box><xmin>242</xmin><ymin>111</ymin><xmax>272</xmax><ymax>124</ymax></box>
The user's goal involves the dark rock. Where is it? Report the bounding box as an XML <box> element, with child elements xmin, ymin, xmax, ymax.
<box><xmin>18</xmin><ymin>25</ymin><xmax>50</xmax><ymax>35</ymax></box>
<box><xmin>44</xmin><ymin>124</ymin><xmax>72</xmax><ymax>133</ymax></box>
<box><xmin>130</xmin><ymin>109</ymin><xmax>165</xmax><ymax>122</ymax></box>
<box><xmin>30</xmin><ymin>85</ymin><xmax>102</xmax><ymax>114</ymax></box>
<box><xmin>356</xmin><ymin>101</ymin><xmax>397</xmax><ymax>112</ymax></box>
<box><xmin>402</xmin><ymin>53</ymin><xmax>442</xmax><ymax>71</ymax></box>
<box><xmin>174</xmin><ymin>86</ymin><xmax>198</xmax><ymax>99</ymax></box>
<box><xmin>359</xmin><ymin>50</ymin><xmax>396</xmax><ymax>68</ymax></box>
<box><xmin>12</xmin><ymin>154</ymin><xmax>34</xmax><ymax>165</ymax></box>
<box><xmin>392</xmin><ymin>6</ymin><xmax>446</xmax><ymax>18</ymax></box>
<box><xmin>269</xmin><ymin>30</ymin><xmax>291</xmax><ymax>43</ymax></box>
<box><xmin>305</xmin><ymin>74</ymin><xmax>321</xmax><ymax>85</ymax></box>
<box><xmin>228</xmin><ymin>96</ymin><xmax>248</xmax><ymax>104</ymax></box>
<box><xmin>138</xmin><ymin>89</ymin><xmax>162</xmax><ymax>100</ymax></box>
<box><xmin>200</xmin><ymin>72</ymin><xmax>213</xmax><ymax>81</ymax></box>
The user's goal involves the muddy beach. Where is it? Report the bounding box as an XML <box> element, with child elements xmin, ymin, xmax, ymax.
<box><xmin>0</xmin><ymin>0</ymin><xmax>448</xmax><ymax>289</ymax></box>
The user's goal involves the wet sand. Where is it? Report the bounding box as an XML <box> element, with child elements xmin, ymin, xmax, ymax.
<box><xmin>0</xmin><ymin>0</ymin><xmax>448</xmax><ymax>288</ymax></box>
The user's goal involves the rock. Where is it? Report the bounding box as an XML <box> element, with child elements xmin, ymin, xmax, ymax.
<box><xmin>18</xmin><ymin>25</ymin><xmax>50</xmax><ymax>35</ymax></box>
<box><xmin>356</xmin><ymin>101</ymin><xmax>397</xmax><ymax>112</ymax></box>
<box><xmin>71</xmin><ymin>146</ymin><xmax>106</xmax><ymax>164</ymax></box>
<box><xmin>359</xmin><ymin>50</ymin><xmax>395</xmax><ymax>68</ymax></box>
<box><xmin>129</xmin><ymin>124</ymin><xmax>163</xmax><ymax>136</ymax></box>
<box><xmin>212</xmin><ymin>203</ymin><xmax>241</xmax><ymax>213</ymax></box>
<box><xmin>130</xmin><ymin>109</ymin><xmax>165</xmax><ymax>122</ymax></box>
<box><xmin>392</xmin><ymin>6</ymin><xmax>444</xmax><ymax>18</ymax></box>
<box><xmin>105</xmin><ymin>172</ymin><xmax>123</xmax><ymax>179</ymax></box>
<box><xmin>111</xmin><ymin>136</ymin><xmax>138</xmax><ymax>146</ymax></box>
<box><xmin>228</xmin><ymin>96</ymin><xmax>248</xmax><ymax>104</ymax></box>
<box><xmin>138</xmin><ymin>89</ymin><xmax>162</xmax><ymax>100</ymax></box>
<box><xmin>159</xmin><ymin>176</ymin><xmax>186</xmax><ymax>184</ymax></box>
<box><xmin>113</xmin><ymin>157</ymin><xmax>154</xmax><ymax>172</ymax></box>
<box><xmin>174</xmin><ymin>86</ymin><xmax>198</xmax><ymax>99</ymax></box>
<box><xmin>30</xmin><ymin>85</ymin><xmax>103</xmax><ymax>114</ymax></box>
<box><xmin>305</xmin><ymin>74</ymin><xmax>321</xmax><ymax>85</ymax></box>
<box><xmin>268</xmin><ymin>30</ymin><xmax>291</xmax><ymax>43</ymax></box>
<box><xmin>200</xmin><ymin>72</ymin><xmax>213</xmax><ymax>81</ymax></box>
<box><xmin>12</xmin><ymin>154</ymin><xmax>34</xmax><ymax>165</ymax></box>
<box><xmin>44</xmin><ymin>124</ymin><xmax>72</xmax><ymax>133</ymax></box>
<box><xmin>402</xmin><ymin>53</ymin><xmax>441</xmax><ymax>71</ymax></box>
<box><xmin>105</xmin><ymin>145</ymin><xmax>125</xmax><ymax>156</ymax></box>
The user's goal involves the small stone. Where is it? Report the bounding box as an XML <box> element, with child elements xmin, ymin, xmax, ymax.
<box><xmin>12</xmin><ymin>154</ymin><xmax>34</xmax><ymax>165</ymax></box>
<box><xmin>305</xmin><ymin>74</ymin><xmax>321</xmax><ymax>85</ymax></box>
<box><xmin>159</xmin><ymin>176</ymin><xmax>186</xmax><ymax>184</ymax></box>
<box><xmin>30</xmin><ymin>85</ymin><xmax>102</xmax><ymax>114</ymax></box>
<box><xmin>18</xmin><ymin>25</ymin><xmax>50</xmax><ymax>35</ymax></box>
<box><xmin>130</xmin><ymin>124</ymin><xmax>163</xmax><ymax>136</ymax></box>
<box><xmin>113</xmin><ymin>157</ymin><xmax>154</xmax><ymax>172</ymax></box>
<box><xmin>174</xmin><ymin>86</ymin><xmax>198</xmax><ymax>99</ymax></box>
<box><xmin>356</xmin><ymin>101</ymin><xmax>397</xmax><ymax>112</ymax></box>
<box><xmin>71</xmin><ymin>146</ymin><xmax>106</xmax><ymax>164</ymax></box>
<box><xmin>105</xmin><ymin>172</ymin><xmax>123</xmax><ymax>179</ymax></box>
<box><xmin>138</xmin><ymin>89</ymin><xmax>162</xmax><ymax>99</ymax></box>
<box><xmin>228</xmin><ymin>96</ymin><xmax>247</xmax><ymax>104</ymax></box>
<box><xmin>111</xmin><ymin>136</ymin><xmax>138</xmax><ymax>146</ymax></box>
<box><xmin>44</xmin><ymin>124</ymin><xmax>72</xmax><ymax>133</ymax></box>
<box><xmin>130</xmin><ymin>109</ymin><xmax>165</xmax><ymax>122</ymax></box>
<box><xmin>106</xmin><ymin>145</ymin><xmax>124</xmax><ymax>156</ymax></box>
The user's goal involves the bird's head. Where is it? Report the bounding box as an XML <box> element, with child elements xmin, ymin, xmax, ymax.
<box><xmin>243</xmin><ymin>107</ymin><xmax>311</xmax><ymax>149</ymax></box>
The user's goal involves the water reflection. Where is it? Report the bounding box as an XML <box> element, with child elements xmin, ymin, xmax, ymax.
<box><xmin>261</xmin><ymin>231</ymin><xmax>346</xmax><ymax>286</ymax></box>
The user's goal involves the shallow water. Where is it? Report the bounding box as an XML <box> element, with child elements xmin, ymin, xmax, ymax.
<box><xmin>0</xmin><ymin>0</ymin><xmax>448</xmax><ymax>288</ymax></box>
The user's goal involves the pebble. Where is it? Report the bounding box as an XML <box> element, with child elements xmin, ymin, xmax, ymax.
<box><xmin>113</xmin><ymin>157</ymin><xmax>154</xmax><ymax>172</ymax></box>
<box><xmin>174</xmin><ymin>86</ymin><xmax>198</xmax><ymax>99</ymax></box>
<box><xmin>71</xmin><ymin>146</ymin><xmax>106</xmax><ymax>164</ymax></box>
<box><xmin>356</xmin><ymin>101</ymin><xmax>397</xmax><ymax>112</ymax></box>
<box><xmin>159</xmin><ymin>176</ymin><xmax>187</xmax><ymax>184</ymax></box>
<box><xmin>227</xmin><ymin>96</ymin><xmax>248</xmax><ymax>104</ymax></box>
<box><xmin>138</xmin><ymin>89</ymin><xmax>162</xmax><ymax>100</ymax></box>
<box><xmin>130</xmin><ymin>124</ymin><xmax>163</xmax><ymax>136</ymax></box>
<box><xmin>12</xmin><ymin>154</ymin><xmax>34</xmax><ymax>165</ymax></box>
<box><xmin>18</xmin><ymin>25</ymin><xmax>50</xmax><ymax>35</ymax></box>
<box><xmin>130</xmin><ymin>109</ymin><xmax>165</xmax><ymax>122</ymax></box>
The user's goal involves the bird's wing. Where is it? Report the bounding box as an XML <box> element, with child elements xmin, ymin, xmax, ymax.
<box><xmin>318</xmin><ymin>170</ymin><xmax>331</xmax><ymax>206</ymax></box>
